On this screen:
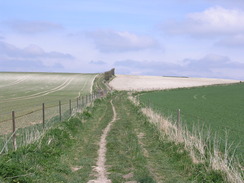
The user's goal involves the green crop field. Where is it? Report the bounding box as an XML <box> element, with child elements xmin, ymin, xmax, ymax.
<box><xmin>139</xmin><ymin>83</ymin><xmax>244</xmax><ymax>162</ymax></box>
<box><xmin>0</xmin><ymin>72</ymin><xmax>97</xmax><ymax>134</ymax></box>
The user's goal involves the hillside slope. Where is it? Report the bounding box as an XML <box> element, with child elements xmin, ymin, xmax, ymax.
<box><xmin>109</xmin><ymin>75</ymin><xmax>239</xmax><ymax>91</ymax></box>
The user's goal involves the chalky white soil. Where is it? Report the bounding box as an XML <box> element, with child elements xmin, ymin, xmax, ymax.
<box><xmin>109</xmin><ymin>75</ymin><xmax>239</xmax><ymax>91</ymax></box>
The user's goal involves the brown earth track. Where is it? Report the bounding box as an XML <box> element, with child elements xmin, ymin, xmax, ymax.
<box><xmin>87</xmin><ymin>100</ymin><xmax>117</xmax><ymax>183</ymax></box>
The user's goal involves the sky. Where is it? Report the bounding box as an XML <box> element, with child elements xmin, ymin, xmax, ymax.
<box><xmin>0</xmin><ymin>0</ymin><xmax>244</xmax><ymax>80</ymax></box>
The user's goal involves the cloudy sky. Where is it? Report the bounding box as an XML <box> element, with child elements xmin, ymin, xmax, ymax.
<box><xmin>0</xmin><ymin>0</ymin><xmax>244</xmax><ymax>80</ymax></box>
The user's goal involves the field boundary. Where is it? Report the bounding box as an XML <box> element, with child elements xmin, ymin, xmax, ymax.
<box><xmin>0</xmin><ymin>89</ymin><xmax>109</xmax><ymax>154</ymax></box>
<box><xmin>128</xmin><ymin>95</ymin><xmax>244</xmax><ymax>183</ymax></box>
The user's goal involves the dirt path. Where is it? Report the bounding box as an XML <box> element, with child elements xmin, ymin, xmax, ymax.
<box><xmin>87</xmin><ymin>100</ymin><xmax>117</xmax><ymax>183</ymax></box>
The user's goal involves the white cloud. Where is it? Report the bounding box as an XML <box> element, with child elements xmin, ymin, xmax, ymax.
<box><xmin>164</xmin><ymin>6</ymin><xmax>244</xmax><ymax>36</ymax></box>
<box><xmin>205</xmin><ymin>0</ymin><xmax>244</xmax><ymax>5</ymax></box>
<box><xmin>183</xmin><ymin>54</ymin><xmax>230</xmax><ymax>69</ymax></box>
<box><xmin>114</xmin><ymin>60</ymin><xmax>184</xmax><ymax>76</ymax></box>
<box><xmin>181</xmin><ymin>54</ymin><xmax>244</xmax><ymax>79</ymax></box>
<box><xmin>216</xmin><ymin>34</ymin><xmax>244</xmax><ymax>47</ymax></box>
<box><xmin>89</xmin><ymin>60</ymin><xmax>106</xmax><ymax>65</ymax></box>
<box><xmin>0</xmin><ymin>59</ymin><xmax>64</xmax><ymax>72</ymax></box>
<box><xmin>86</xmin><ymin>30</ymin><xmax>159</xmax><ymax>53</ymax></box>
<box><xmin>0</xmin><ymin>41</ymin><xmax>74</xmax><ymax>71</ymax></box>
<box><xmin>113</xmin><ymin>54</ymin><xmax>244</xmax><ymax>80</ymax></box>
<box><xmin>0</xmin><ymin>41</ymin><xmax>74</xmax><ymax>59</ymax></box>
<box><xmin>5</xmin><ymin>20</ymin><xmax>64</xmax><ymax>34</ymax></box>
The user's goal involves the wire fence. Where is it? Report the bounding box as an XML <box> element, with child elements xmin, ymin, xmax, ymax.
<box><xmin>0</xmin><ymin>89</ymin><xmax>108</xmax><ymax>154</ymax></box>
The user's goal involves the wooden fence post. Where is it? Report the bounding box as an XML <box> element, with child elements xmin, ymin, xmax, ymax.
<box><xmin>69</xmin><ymin>99</ymin><xmax>72</xmax><ymax>116</ymax></box>
<box><xmin>12</xmin><ymin>111</ymin><xmax>17</xmax><ymax>150</ymax></box>
<box><xmin>59</xmin><ymin>100</ymin><xmax>62</xmax><ymax>121</ymax></box>
<box><xmin>42</xmin><ymin>103</ymin><xmax>45</xmax><ymax>128</ymax></box>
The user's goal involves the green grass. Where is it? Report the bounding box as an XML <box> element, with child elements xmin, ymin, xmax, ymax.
<box><xmin>92</xmin><ymin>73</ymin><xmax>108</xmax><ymax>91</ymax></box>
<box><xmin>106</xmin><ymin>92</ymin><xmax>225</xmax><ymax>182</ymax></box>
<box><xmin>139</xmin><ymin>83</ymin><xmax>244</xmax><ymax>162</ymax></box>
<box><xmin>0</xmin><ymin>92</ymin><xmax>226</xmax><ymax>182</ymax></box>
<box><xmin>0</xmin><ymin>96</ymin><xmax>113</xmax><ymax>183</ymax></box>
<box><xmin>0</xmin><ymin>72</ymin><xmax>97</xmax><ymax>134</ymax></box>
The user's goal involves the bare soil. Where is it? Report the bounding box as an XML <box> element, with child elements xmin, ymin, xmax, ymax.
<box><xmin>109</xmin><ymin>75</ymin><xmax>239</xmax><ymax>91</ymax></box>
<box><xmin>87</xmin><ymin>100</ymin><xmax>117</xmax><ymax>183</ymax></box>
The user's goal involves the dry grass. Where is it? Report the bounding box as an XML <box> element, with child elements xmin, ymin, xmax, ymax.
<box><xmin>128</xmin><ymin>95</ymin><xmax>243</xmax><ymax>183</ymax></box>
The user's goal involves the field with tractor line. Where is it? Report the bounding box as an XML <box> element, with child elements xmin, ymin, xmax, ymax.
<box><xmin>0</xmin><ymin>72</ymin><xmax>97</xmax><ymax>134</ymax></box>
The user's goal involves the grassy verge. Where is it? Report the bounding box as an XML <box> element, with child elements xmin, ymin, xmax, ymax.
<box><xmin>92</xmin><ymin>73</ymin><xmax>107</xmax><ymax>91</ymax></box>
<box><xmin>0</xmin><ymin>91</ymin><xmax>229</xmax><ymax>182</ymax></box>
<box><xmin>107</xmin><ymin>92</ymin><xmax>225</xmax><ymax>182</ymax></box>
<box><xmin>138</xmin><ymin>83</ymin><xmax>244</xmax><ymax>160</ymax></box>
<box><xmin>0</xmin><ymin>96</ymin><xmax>113</xmax><ymax>183</ymax></box>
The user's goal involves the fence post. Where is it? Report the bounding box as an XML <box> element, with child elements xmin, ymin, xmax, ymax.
<box><xmin>59</xmin><ymin>100</ymin><xmax>62</xmax><ymax>121</ymax></box>
<box><xmin>69</xmin><ymin>99</ymin><xmax>72</xmax><ymax>116</ymax></box>
<box><xmin>42</xmin><ymin>103</ymin><xmax>45</xmax><ymax>128</ymax></box>
<box><xmin>77</xmin><ymin>97</ymin><xmax>79</xmax><ymax>109</ymax></box>
<box><xmin>177</xmin><ymin>109</ymin><xmax>181</xmax><ymax>128</ymax></box>
<box><xmin>12</xmin><ymin>111</ymin><xmax>17</xmax><ymax>150</ymax></box>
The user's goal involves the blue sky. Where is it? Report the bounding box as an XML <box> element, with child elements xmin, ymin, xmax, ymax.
<box><xmin>0</xmin><ymin>0</ymin><xmax>244</xmax><ymax>80</ymax></box>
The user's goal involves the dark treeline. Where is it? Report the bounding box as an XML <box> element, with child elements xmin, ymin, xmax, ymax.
<box><xmin>104</xmin><ymin>68</ymin><xmax>115</xmax><ymax>81</ymax></box>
